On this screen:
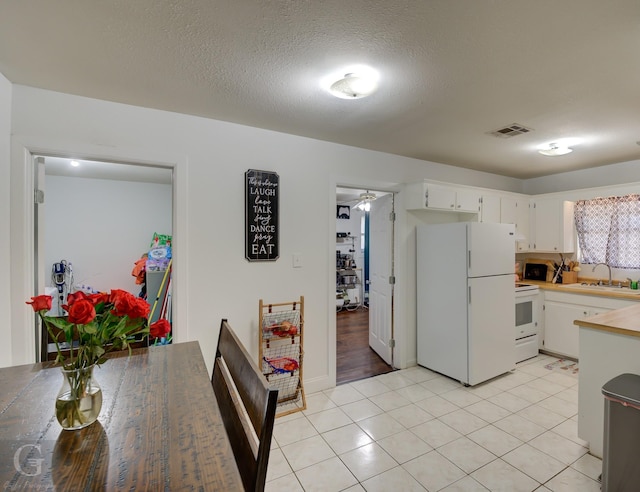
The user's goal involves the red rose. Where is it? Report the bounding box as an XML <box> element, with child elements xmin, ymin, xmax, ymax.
<box><xmin>26</xmin><ymin>295</ymin><xmax>52</xmax><ymax>312</ymax></box>
<box><xmin>109</xmin><ymin>289</ymin><xmax>129</xmax><ymax>305</ymax></box>
<box><xmin>150</xmin><ymin>319</ymin><xmax>171</xmax><ymax>339</ymax></box>
<box><xmin>111</xmin><ymin>291</ymin><xmax>141</xmax><ymax>317</ymax></box>
<box><xmin>127</xmin><ymin>298</ymin><xmax>151</xmax><ymax>319</ymax></box>
<box><xmin>87</xmin><ymin>292</ymin><xmax>109</xmax><ymax>306</ymax></box>
<box><xmin>66</xmin><ymin>291</ymin><xmax>89</xmax><ymax>306</ymax></box>
<box><xmin>66</xmin><ymin>299</ymin><xmax>96</xmax><ymax>324</ymax></box>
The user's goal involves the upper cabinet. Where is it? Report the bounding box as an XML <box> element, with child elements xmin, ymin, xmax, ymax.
<box><xmin>405</xmin><ymin>182</ymin><xmax>480</xmax><ymax>214</ymax></box>
<box><xmin>479</xmin><ymin>195</ymin><xmax>501</xmax><ymax>223</ymax></box>
<box><xmin>531</xmin><ymin>198</ymin><xmax>575</xmax><ymax>253</ymax></box>
<box><xmin>500</xmin><ymin>197</ymin><xmax>530</xmax><ymax>252</ymax></box>
<box><xmin>405</xmin><ymin>183</ymin><xmax>574</xmax><ymax>254</ymax></box>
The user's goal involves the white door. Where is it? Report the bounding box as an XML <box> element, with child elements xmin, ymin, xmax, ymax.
<box><xmin>467</xmin><ymin>222</ymin><xmax>515</xmax><ymax>277</ymax></box>
<box><xmin>467</xmin><ymin>274</ymin><xmax>515</xmax><ymax>385</ymax></box>
<box><xmin>33</xmin><ymin>156</ymin><xmax>46</xmax><ymax>361</ymax></box>
<box><xmin>368</xmin><ymin>193</ymin><xmax>394</xmax><ymax>365</ymax></box>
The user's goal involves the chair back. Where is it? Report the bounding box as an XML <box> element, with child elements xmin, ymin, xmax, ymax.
<box><xmin>212</xmin><ymin>319</ymin><xmax>278</xmax><ymax>492</ymax></box>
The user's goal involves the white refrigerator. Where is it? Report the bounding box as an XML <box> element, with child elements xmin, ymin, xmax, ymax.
<box><xmin>417</xmin><ymin>222</ymin><xmax>515</xmax><ymax>386</ymax></box>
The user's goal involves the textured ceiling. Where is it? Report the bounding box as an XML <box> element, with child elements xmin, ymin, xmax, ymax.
<box><xmin>2</xmin><ymin>1</ymin><xmax>640</xmax><ymax>179</ymax></box>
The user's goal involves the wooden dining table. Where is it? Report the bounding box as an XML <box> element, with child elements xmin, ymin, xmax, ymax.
<box><xmin>0</xmin><ymin>341</ymin><xmax>244</xmax><ymax>491</ymax></box>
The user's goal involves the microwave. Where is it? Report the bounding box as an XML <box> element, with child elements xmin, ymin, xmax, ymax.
<box><xmin>524</xmin><ymin>263</ymin><xmax>548</xmax><ymax>281</ymax></box>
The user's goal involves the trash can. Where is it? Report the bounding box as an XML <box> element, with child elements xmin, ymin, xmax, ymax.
<box><xmin>601</xmin><ymin>373</ymin><xmax>640</xmax><ymax>491</ymax></box>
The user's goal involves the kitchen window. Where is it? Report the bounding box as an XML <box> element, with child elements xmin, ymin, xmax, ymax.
<box><xmin>574</xmin><ymin>194</ymin><xmax>640</xmax><ymax>268</ymax></box>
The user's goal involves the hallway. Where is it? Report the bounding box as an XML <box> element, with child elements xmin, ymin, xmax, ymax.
<box><xmin>337</xmin><ymin>307</ymin><xmax>393</xmax><ymax>385</ymax></box>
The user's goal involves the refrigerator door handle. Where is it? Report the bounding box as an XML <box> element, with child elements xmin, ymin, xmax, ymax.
<box><xmin>468</xmin><ymin>285</ymin><xmax>471</xmax><ymax>304</ymax></box>
<box><xmin>468</xmin><ymin>250</ymin><xmax>471</xmax><ymax>270</ymax></box>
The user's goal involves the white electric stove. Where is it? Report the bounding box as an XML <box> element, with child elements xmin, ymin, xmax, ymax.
<box><xmin>515</xmin><ymin>283</ymin><xmax>540</xmax><ymax>363</ymax></box>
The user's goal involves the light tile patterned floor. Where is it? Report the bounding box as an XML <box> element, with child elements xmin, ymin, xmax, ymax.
<box><xmin>266</xmin><ymin>354</ymin><xmax>601</xmax><ymax>491</ymax></box>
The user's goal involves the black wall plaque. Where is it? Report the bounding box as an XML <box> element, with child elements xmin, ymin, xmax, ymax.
<box><xmin>245</xmin><ymin>169</ymin><xmax>279</xmax><ymax>261</ymax></box>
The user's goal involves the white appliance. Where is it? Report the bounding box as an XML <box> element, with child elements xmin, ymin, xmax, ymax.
<box><xmin>417</xmin><ymin>222</ymin><xmax>516</xmax><ymax>386</ymax></box>
<box><xmin>515</xmin><ymin>283</ymin><xmax>540</xmax><ymax>363</ymax></box>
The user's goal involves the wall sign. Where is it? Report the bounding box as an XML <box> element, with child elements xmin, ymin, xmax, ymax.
<box><xmin>245</xmin><ymin>169</ymin><xmax>279</xmax><ymax>261</ymax></box>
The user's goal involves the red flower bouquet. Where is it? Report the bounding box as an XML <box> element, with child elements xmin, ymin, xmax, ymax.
<box><xmin>27</xmin><ymin>289</ymin><xmax>151</xmax><ymax>370</ymax></box>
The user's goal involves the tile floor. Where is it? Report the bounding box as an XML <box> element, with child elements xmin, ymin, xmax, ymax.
<box><xmin>266</xmin><ymin>353</ymin><xmax>602</xmax><ymax>491</ymax></box>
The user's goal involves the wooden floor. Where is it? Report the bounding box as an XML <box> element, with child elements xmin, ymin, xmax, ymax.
<box><xmin>336</xmin><ymin>307</ymin><xmax>393</xmax><ymax>385</ymax></box>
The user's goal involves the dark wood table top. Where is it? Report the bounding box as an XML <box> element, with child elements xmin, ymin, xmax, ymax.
<box><xmin>0</xmin><ymin>341</ymin><xmax>243</xmax><ymax>491</ymax></box>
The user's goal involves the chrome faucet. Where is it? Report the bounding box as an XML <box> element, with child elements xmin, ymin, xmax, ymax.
<box><xmin>592</xmin><ymin>262</ymin><xmax>612</xmax><ymax>286</ymax></box>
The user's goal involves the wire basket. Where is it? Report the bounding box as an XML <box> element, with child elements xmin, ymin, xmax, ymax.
<box><xmin>264</xmin><ymin>356</ymin><xmax>299</xmax><ymax>374</ymax></box>
<box><xmin>261</xmin><ymin>310</ymin><xmax>301</xmax><ymax>339</ymax></box>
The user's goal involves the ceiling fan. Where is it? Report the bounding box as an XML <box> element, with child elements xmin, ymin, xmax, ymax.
<box><xmin>351</xmin><ymin>191</ymin><xmax>377</xmax><ymax>211</ymax></box>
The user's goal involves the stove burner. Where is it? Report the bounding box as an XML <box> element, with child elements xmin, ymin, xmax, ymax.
<box><xmin>515</xmin><ymin>282</ymin><xmax>539</xmax><ymax>292</ymax></box>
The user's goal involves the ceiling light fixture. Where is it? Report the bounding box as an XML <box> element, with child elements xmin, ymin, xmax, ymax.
<box><xmin>329</xmin><ymin>73</ymin><xmax>378</xmax><ymax>99</ymax></box>
<box><xmin>538</xmin><ymin>143</ymin><xmax>573</xmax><ymax>156</ymax></box>
<box><xmin>352</xmin><ymin>191</ymin><xmax>377</xmax><ymax>211</ymax></box>
<box><xmin>70</xmin><ymin>160</ymin><xmax>80</xmax><ymax>167</ymax></box>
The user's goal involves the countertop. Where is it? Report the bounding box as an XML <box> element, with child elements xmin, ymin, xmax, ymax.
<box><xmin>573</xmin><ymin>303</ymin><xmax>640</xmax><ymax>337</ymax></box>
<box><xmin>520</xmin><ymin>279</ymin><xmax>640</xmax><ymax>301</ymax></box>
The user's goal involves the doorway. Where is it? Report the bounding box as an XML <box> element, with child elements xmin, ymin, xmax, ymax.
<box><xmin>35</xmin><ymin>155</ymin><xmax>173</xmax><ymax>361</ymax></box>
<box><xmin>336</xmin><ymin>187</ymin><xmax>394</xmax><ymax>384</ymax></box>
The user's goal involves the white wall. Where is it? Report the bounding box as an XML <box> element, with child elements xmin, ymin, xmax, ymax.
<box><xmin>523</xmin><ymin>160</ymin><xmax>640</xmax><ymax>195</ymax></box>
<box><xmin>0</xmin><ymin>72</ymin><xmax>11</xmax><ymax>368</ymax></box>
<box><xmin>44</xmin><ymin>175</ymin><xmax>172</xmax><ymax>294</ymax></box>
<box><xmin>7</xmin><ymin>85</ymin><xmax>524</xmax><ymax>390</ymax></box>
<box><xmin>8</xmin><ymin>84</ymin><xmax>637</xmax><ymax>389</ymax></box>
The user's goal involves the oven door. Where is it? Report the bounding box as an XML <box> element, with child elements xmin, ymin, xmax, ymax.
<box><xmin>515</xmin><ymin>294</ymin><xmax>538</xmax><ymax>339</ymax></box>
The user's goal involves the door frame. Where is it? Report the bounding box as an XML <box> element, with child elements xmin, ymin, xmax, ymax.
<box><xmin>9</xmin><ymin>136</ymin><xmax>188</xmax><ymax>365</ymax></box>
<box><xmin>329</xmin><ymin>176</ymin><xmax>407</xmax><ymax>386</ymax></box>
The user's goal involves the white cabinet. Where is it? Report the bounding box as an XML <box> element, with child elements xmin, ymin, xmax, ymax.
<box><xmin>544</xmin><ymin>301</ymin><xmax>588</xmax><ymax>358</ymax></box>
<box><xmin>542</xmin><ymin>291</ymin><xmax>637</xmax><ymax>359</ymax></box>
<box><xmin>454</xmin><ymin>188</ymin><xmax>481</xmax><ymax>213</ymax></box>
<box><xmin>531</xmin><ymin>198</ymin><xmax>575</xmax><ymax>253</ymax></box>
<box><xmin>500</xmin><ymin>196</ymin><xmax>530</xmax><ymax>252</ymax></box>
<box><xmin>480</xmin><ymin>195</ymin><xmax>501</xmax><ymax>223</ymax></box>
<box><xmin>405</xmin><ymin>182</ymin><xmax>480</xmax><ymax>213</ymax></box>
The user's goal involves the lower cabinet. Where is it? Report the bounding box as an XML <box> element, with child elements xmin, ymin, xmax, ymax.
<box><xmin>543</xmin><ymin>291</ymin><xmax>637</xmax><ymax>359</ymax></box>
<box><xmin>543</xmin><ymin>301</ymin><xmax>592</xmax><ymax>358</ymax></box>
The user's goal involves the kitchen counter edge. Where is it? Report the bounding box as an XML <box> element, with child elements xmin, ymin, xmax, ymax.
<box><xmin>572</xmin><ymin>303</ymin><xmax>640</xmax><ymax>337</ymax></box>
<box><xmin>522</xmin><ymin>279</ymin><xmax>640</xmax><ymax>301</ymax></box>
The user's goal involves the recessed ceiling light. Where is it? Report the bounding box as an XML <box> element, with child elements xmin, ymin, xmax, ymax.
<box><xmin>70</xmin><ymin>160</ymin><xmax>80</xmax><ymax>167</ymax></box>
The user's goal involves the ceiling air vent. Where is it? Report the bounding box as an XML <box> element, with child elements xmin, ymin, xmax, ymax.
<box><xmin>488</xmin><ymin>124</ymin><xmax>533</xmax><ymax>138</ymax></box>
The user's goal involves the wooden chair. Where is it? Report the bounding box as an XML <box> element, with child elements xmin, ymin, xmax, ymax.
<box><xmin>212</xmin><ymin>319</ymin><xmax>278</xmax><ymax>492</ymax></box>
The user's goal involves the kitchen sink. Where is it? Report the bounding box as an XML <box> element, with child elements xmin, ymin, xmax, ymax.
<box><xmin>558</xmin><ymin>283</ymin><xmax>640</xmax><ymax>295</ymax></box>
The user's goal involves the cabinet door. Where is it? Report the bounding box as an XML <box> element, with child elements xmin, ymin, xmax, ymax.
<box><xmin>544</xmin><ymin>301</ymin><xmax>586</xmax><ymax>358</ymax></box>
<box><xmin>480</xmin><ymin>195</ymin><xmax>501</xmax><ymax>222</ymax></box>
<box><xmin>515</xmin><ymin>198</ymin><xmax>530</xmax><ymax>252</ymax></box>
<box><xmin>426</xmin><ymin>184</ymin><xmax>456</xmax><ymax>210</ymax></box>
<box><xmin>500</xmin><ymin>197</ymin><xmax>517</xmax><ymax>224</ymax></box>
<box><xmin>532</xmin><ymin>199</ymin><xmax>560</xmax><ymax>251</ymax></box>
<box><xmin>501</xmin><ymin>197</ymin><xmax>530</xmax><ymax>251</ymax></box>
<box><xmin>456</xmin><ymin>189</ymin><xmax>481</xmax><ymax>213</ymax></box>
<box><xmin>532</xmin><ymin>198</ymin><xmax>575</xmax><ymax>253</ymax></box>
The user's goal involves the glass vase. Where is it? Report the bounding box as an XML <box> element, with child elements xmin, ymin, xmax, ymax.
<box><xmin>55</xmin><ymin>364</ymin><xmax>103</xmax><ymax>430</ymax></box>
